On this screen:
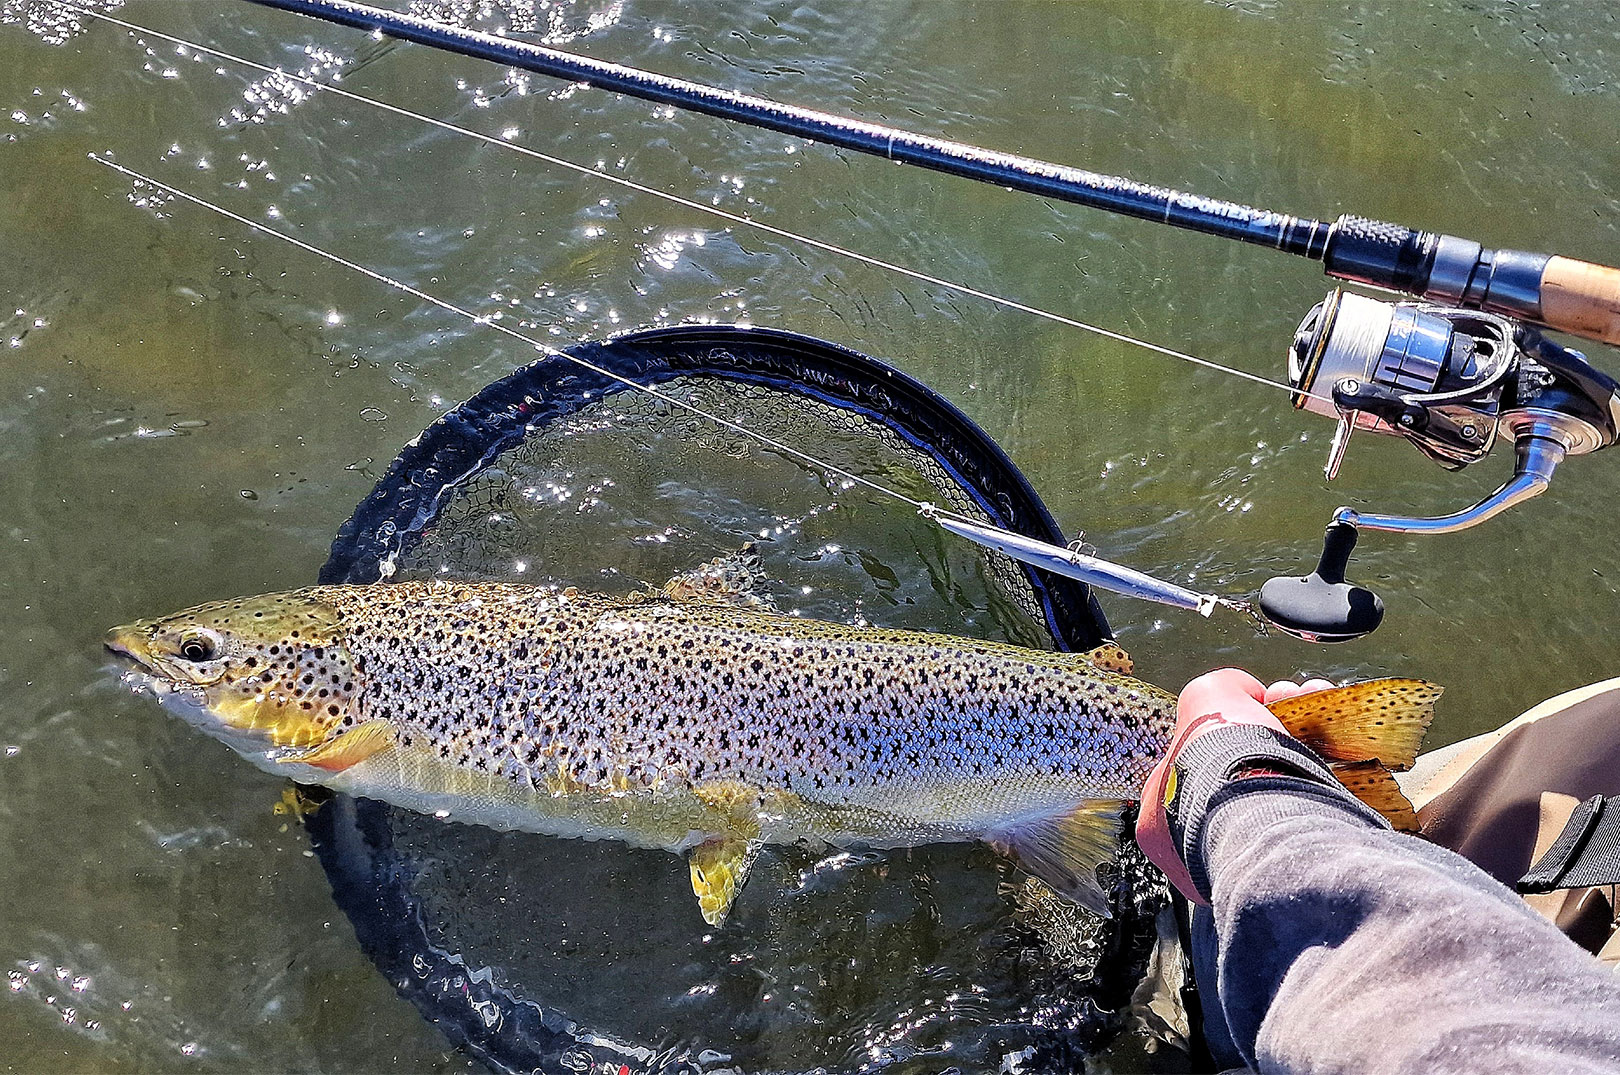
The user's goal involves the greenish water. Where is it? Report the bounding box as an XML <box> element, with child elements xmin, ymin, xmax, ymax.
<box><xmin>1</xmin><ymin>0</ymin><xmax>1617</xmax><ymax>1070</ymax></box>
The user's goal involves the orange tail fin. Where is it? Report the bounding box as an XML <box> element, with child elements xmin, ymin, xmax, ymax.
<box><xmin>1266</xmin><ymin>678</ymin><xmax>1441</xmax><ymax>827</ymax></box>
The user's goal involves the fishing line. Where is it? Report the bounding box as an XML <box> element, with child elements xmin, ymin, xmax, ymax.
<box><xmin>91</xmin><ymin>154</ymin><xmax>979</xmax><ymax>528</ymax></box>
<box><xmin>96</xmin><ymin>153</ymin><xmax>1258</xmax><ymax>622</ymax></box>
<box><xmin>63</xmin><ymin>1</ymin><xmax>1330</xmax><ymax>405</ymax></box>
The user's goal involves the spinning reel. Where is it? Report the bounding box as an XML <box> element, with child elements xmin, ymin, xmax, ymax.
<box><xmin>1258</xmin><ymin>290</ymin><xmax>1620</xmax><ymax>642</ymax></box>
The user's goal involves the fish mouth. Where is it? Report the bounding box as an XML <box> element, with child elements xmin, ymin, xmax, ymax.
<box><xmin>104</xmin><ymin>625</ymin><xmax>152</xmax><ymax>669</ymax></box>
<box><xmin>104</xmin><ymin>625</ymin><xmax>284</xmax><ymax>762</ymax></box>
<box><xmin>105</xmin><ymin>625</ymin><xmax>201</xmax><ymax>705</ymax></box>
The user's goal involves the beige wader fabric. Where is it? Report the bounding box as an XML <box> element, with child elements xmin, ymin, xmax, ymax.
<box><xmin>1397</xmin><ymin>677</ymin><xmax>1620</xmax><ymax>968</ymax></box>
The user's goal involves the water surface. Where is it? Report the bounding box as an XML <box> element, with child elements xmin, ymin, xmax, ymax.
<box><xmin>2</xmin><ymin>0</ymin><xmax>1617</xmax><ymax>1070</ymax></box>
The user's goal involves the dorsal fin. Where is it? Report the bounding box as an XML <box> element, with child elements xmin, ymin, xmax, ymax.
<box><xmin>659</xmin><ymin>544</ymin><xmax>773</xmax><ymax>608</ymax></box>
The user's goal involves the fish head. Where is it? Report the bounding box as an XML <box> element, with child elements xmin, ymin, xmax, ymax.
<box><xmin>106</xmin><ymin>591</ymin><xmax>358</xmax><ymax>755</ymax></box>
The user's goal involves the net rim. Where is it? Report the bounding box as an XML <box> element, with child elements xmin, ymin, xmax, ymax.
<box><xmin>309</xmin><ymin>325</ymin><xmax>1122</xmax><ymax>1073</ymax></box>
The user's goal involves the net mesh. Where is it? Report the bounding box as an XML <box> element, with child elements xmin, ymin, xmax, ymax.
<box><xmin>315</xmin><ymin>327</ymin><xmax>1155</xmax><ymax>1073</ymax></box>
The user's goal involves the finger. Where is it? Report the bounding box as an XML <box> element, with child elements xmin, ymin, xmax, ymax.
<box><xmin>1265</xmin><ymin>679</ymin><xmax>1303</xmax><ymax>701</ymax></box>
<box><xmin>1182</xmin><ymin>668</ymin><xmax>1267</xmax><ymax>705</ymax></box>
<box><xmin>1178</xmin><ymin>668</ymin><xmax>1271</xmax><ymax>728</ymax></box>
<box><xmin>1263</xmin><ymin>677</ymin><xmax>1337</xmax><ymax>704</ymax></box>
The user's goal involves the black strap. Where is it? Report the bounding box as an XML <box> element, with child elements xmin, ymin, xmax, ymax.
<box><xmin>1518</xmin><ymin>795</ymin><xmax>1620</xmax><ymax>894</ymax></box>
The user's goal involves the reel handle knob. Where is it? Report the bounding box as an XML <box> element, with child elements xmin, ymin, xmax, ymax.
<box><xmin>1257</xmin><ymin>521</ymin><xmax>1385</xmax><ymax>643</ymax></box>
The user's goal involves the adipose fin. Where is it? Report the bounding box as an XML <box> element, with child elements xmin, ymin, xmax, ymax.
<box><xmin>1077</xmin><ymin>641</ymin><xmax>1134</xmax><ymax>675</ymax></box>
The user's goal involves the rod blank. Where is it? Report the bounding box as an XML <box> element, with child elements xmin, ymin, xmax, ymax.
<box><xmin>245</xmin><ymin>0</ymin><xmax>1620</xmax><ymax>348</ymax></box>
<box><xmin>244</xmin><ymin>0</ymin><xmax>1330</xmax><ymax>254</ymax></box>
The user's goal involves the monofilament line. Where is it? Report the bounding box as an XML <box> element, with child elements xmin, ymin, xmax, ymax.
<box><xmin>63</xmin><ymin>1</ymin><xmax>1330</xmax><ymax>405</ymax></box>
<box><xmin>91</xmin><ymin>155</ymin><xmax>974</xmax><ymax>525</ymax></box>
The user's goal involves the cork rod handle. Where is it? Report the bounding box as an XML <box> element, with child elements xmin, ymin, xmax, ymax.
<box><xmin>1540</xmin><ymin>256</ymin><xmax>1620</xmax><ymax>346</ymax></box>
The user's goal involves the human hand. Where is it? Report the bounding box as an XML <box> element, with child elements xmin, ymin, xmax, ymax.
<box><xmin>1135</xmin><ymin>669</ymin><xmax>1334</xmax><ymax>902</ymax></box>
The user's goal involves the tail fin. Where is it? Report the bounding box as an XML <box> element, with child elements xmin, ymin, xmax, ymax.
<box><xmin>1266</xmin><ymin>678</ymin><xmax>1440</xmax><ymax>770</ymax></box>
<box><xmin>986</xmin><ymin>798</ymin><xmax>1127</xmax><ymax>918</ymax></box>
<box><xmin>1266</xmin><ymin>677</ymin><xmax>1441</xmax><ymax>827</ymax></box>
<box><xmin>1331</xmin><ymin>760</ymin><xmax>1420</xmax><ymax>832</ymax></box>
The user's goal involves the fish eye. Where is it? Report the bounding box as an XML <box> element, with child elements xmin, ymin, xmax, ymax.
<box><xmin>178</xmin><ymin>633</ymin><xmax>218</xmax><ymax>663</ymax></box>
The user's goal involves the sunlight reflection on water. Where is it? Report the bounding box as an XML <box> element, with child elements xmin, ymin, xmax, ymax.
<box><xmin>2</xmin><ymin>0</ymin><xmax>1619</xmax><ymax>1069</ymax></box>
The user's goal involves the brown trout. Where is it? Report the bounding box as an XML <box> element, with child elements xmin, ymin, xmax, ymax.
<box><xmin>107</xmin><ymin>558</ymin><xmax>1438</xmax><ymax>924</ymax></box>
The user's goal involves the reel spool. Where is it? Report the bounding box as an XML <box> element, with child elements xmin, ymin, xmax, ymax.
<box><xmin>311</xmin><ymin>326</ymin><xmax>1162</xmax><ymax>1074</ymax></box>
<box><xmin>1289</xmin><ymin>290</ymin><xmax>1517</xmax><ymax>477</ymax></box>
<box><xmin>1261</xmin><ymin>289</ymin><xmax>1620</xmax><ymax>642</ymax></box>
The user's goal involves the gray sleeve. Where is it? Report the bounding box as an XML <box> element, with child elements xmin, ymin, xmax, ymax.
<box><xmin>1192</xmin><ymin>777</ymin><xmax>1620</xmax><ymax>1074</ymax></box>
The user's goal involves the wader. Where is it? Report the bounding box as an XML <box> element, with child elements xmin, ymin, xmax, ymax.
<box><xmin>1402</xmin><ymin>676</ymin><xmax>1620</xmax><ymax>967</ymax></box>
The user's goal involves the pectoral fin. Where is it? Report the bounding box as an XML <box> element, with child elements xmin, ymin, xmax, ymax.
<box><xmin>689</xmin><ymin>835</ymin><xmax>762</xmax><ymax>926</ymax></box>
<box><xmin>282</xmin><ymin>720</ymin><xmax>395</xmax><ymax>773</ymax></box>
<box><xmin>986</xmin><ymin>799</ymin><xmax>1127</xmax><ymax>918</ymax></box>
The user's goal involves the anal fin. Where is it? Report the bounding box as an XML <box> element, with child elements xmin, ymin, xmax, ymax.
<box><xmin>986</xmin><ymin>799</ymin><xmax>1127</xmax><ymax>918</ymax></box>
<box><xmin>1266</xmin><ymin>677</ymin><xmax>1441</xmax><ymax>771</ymax></box>
<box><xmin>689</xmin><ymin>835</ymin><xmax>761</xmax><ymax>927</ymax></box>
<box><xmin>282</xmin><ymin>720</ymin><xmax>394</xmax><ymax>773</ymax></box>
<box><xmin>1332</xmin><ymin>760</ymin><xmax>1420</xmax><ymax>832</ymax></box>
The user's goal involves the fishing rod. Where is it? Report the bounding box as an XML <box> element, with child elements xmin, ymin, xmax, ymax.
<box><xmin>84</xmin><ymin>1</ymin><xmax>1620</xmax><ymax>643</ymax></box>
<box><xmin>248</xmin><ymin>0</ymin><xmax>1620</xmax><ymax>350</ymax></box>
<box><xmin>237</xmin><ymin>0</ymin><xmax>1620</xmax><ymax>645</ymax></box>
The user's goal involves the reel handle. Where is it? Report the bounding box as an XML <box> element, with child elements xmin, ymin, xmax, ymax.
<box><xmin>1541</xmin><ymin>256</ymin><xmax>1620</xmax><ymax>346</ymax></box>
<box><xmin>1257</xmin><ymin>521</ymin><xmax>1385</xmax><ymax>643</ymax></box>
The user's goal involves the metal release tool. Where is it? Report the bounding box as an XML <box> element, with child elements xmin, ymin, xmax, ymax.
<box><xmin>1260</xmin><ymin>289</ymin><xmax>1620</xmax><ymax>642</ymax></box>
<box><xmin>930</xmin><ymin>513</ymin><xmax>1222</xmax><ymax>617</ymax></box>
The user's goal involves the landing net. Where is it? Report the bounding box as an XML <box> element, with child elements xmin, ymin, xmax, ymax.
<box><xmin>313</xmin><ymin>326</ymin><xmax>1161</xmax><ymax>1074</ymax></box>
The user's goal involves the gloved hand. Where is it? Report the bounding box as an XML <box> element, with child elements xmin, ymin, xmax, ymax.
<box><xmin>1136</xmin><ymin>668</ymin><xmax>1332</xmax><ymax>903</ymax></box>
